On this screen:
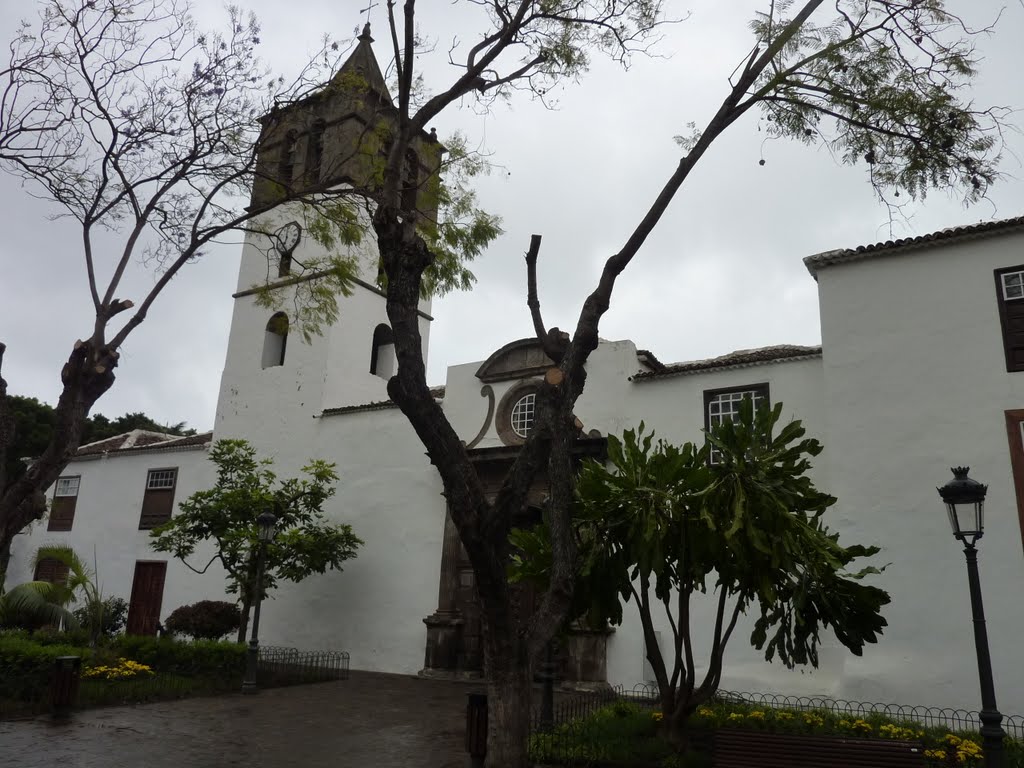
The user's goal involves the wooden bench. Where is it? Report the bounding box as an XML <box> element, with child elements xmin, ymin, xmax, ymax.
<box><xmin>714</xmin><ymin>728</ymin><xmax>926</xmax><ymax>767</ymax></box>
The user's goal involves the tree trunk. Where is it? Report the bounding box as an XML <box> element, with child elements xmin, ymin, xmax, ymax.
<box><xmin>0</xmin><ymin>341</ymin><xmax>117</xmax><ymax>562</ymax></box>
<box><xmin>237</xmin><ymin>593</ymin><xmax>251</xmax><ymax>643</ymax></box>
<box><xmin>485</xmin><ymin>639</ymin><xmax>534</xmax><ymax>768</ymax></box>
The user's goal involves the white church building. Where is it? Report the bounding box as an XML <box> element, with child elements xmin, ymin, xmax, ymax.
<box><xmin>8</xmin><ymin>28</ymin><xmax>1024</xmax><ymax>716</ymax></box>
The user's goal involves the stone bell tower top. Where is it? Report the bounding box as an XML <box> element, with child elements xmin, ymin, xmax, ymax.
<box><xmin>248</xmin><ymin>22</ymin><xmax>441</xmax><ymax>223</ymax></box>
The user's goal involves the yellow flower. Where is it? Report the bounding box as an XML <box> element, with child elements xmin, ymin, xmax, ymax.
<box><xmin>924</xmin><ymin>749</ymin><xmax>947</xmax><ymax>761</ymax></box>
<box><xmin>776</xmin><ymin>712</ymin><xmax>794</xmax><ymax>721</ymax></box>
<box><xmin>747</xmin><ymin>711</ymin><xmax>766</xmax><ymax>720</ymax></box>
<box><xmin>728</xmin><ymin>713</ymin><xmax>745</xmax><ymax>722</ymax></box>
<box><xmin>652</xmin><ymin>712</ymin><xmax>663</xmax><ymax>721</ymax></box>
<box><xmin>697</xmin><ymin>707</ymin><xmax>714</xmax><ymax>717</ymax></box>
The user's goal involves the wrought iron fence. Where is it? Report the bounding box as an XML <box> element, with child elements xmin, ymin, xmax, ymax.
<box><xmin>708</xmin><ymin>688</ymin><xmax>1024</xmax><ymax>742</ymax></box>
<box><xmin>0</xmin><ymin>644</ymin><xmax>350</xmax><ymax>720</ymax></box>
<box><xmin>257</xmin><ymin>645</ymin><xmax>350</xmax><ymax>687</ymax></box>
<box><xmin>527</xmin><ymin>682</ymin><xmax>1024</xmax><ymax>767</ymax></box>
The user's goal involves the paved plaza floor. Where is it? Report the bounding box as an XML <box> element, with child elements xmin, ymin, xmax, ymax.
<box><xmin>0</xmin><ymin>671</ymin><xmax>479</xmax><ymax>768</ymax></box>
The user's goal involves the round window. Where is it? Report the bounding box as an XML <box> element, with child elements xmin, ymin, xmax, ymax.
<box><xmin>510</xmin><ymin>393</ymin><xmax>536</xmax><ymax>438</ymax></box>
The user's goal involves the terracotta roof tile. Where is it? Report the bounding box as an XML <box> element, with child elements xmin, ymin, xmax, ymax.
<box><xmin>321</xmin><ymin>386</ymin><xmax>446</xmax><ymax>417</ymax></box>
<box><xmin>804</xmin><ymin>215</ymin><xmax>1024</xmax><ymax>277</ymax></box>
<box><xmin>632</xmin><ymin>344</ymin><xmax>822</xmax><ymax>381</ymax></box>
<box><xmin>75</xmin><ymin>430</ymin><xmax>212</xmax><ymax>457</ymax></box>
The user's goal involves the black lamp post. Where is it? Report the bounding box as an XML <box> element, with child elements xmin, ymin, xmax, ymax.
<box><xmin>242</xmin><ymin>510</ymin><xmax>277</xmax><ymax>694</ymax></box>
<box><xmin>937</xmin><ymin>467</ymin><xmax>1006</xmax><ymax>767</ymax></box>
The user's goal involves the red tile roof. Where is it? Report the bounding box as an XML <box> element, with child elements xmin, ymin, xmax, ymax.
<box><xmin>632</xmin><ymin>345</ymin><xmax>822</xmax><ymax>381</ymax></box>
<box><xmin>804</xmin><ymin>215</ymin><xmax>1024</xmax><ymax>277</ymax></box>
<box><xmin>75</xmin><ymin>430</ymin><xmax>212</xmax><ymax>457</ymax></box>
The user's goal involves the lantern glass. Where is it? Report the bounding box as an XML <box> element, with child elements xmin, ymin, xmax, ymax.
<box><xmin>938</xmin><ymin>467</ymin><xmax>987</xmax><ymax>545</ymax></box>
<box><xmin>257</xmin><ymin>511</ymin><xmax>277</xmax><ymax>542</ymax></box>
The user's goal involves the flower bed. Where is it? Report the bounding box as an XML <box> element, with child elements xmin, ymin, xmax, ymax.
<box><xmin>529</xmin><ymin>696</ymin><xmax>1024</xmax><ymax>768</ymax></box>
<box><xmin>0</xmin><ymin>631</ymin><xmax>245</xmax><ymax>718</ymax></box>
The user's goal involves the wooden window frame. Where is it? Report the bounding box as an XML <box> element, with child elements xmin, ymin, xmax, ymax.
<box><xmin>994</xmin><ymin>265</ymin><xmax>1024</xmax><ymax>373</ymax></box>
<box><xmin>1004</xmin><ymin>409</ymin><xmax>1024</xmax><ymax>555</ymax></box>
<box><xmin>34</xmin><ymin>556</ymin><xmax>70</xmax><ymax>585</ymax></box>
<box><xmin>703</xmin><ymin>383</ymin><xmax>771</xmax><ymax>464</ymax></box>
<box><xmin>48</xmin><ymin>475</ymin><xmax>81</xmax><ymax>532</ymax></box>
<box><xmin>139</xmin><ymin>467</ymin><xmax>178</xmax><ymax>530</ymax></box>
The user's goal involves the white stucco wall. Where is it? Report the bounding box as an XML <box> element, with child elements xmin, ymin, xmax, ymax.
<box><xmin>815</xmin><ymin>228</ymin><xmax>1024</xmax><ymax>713</ymax></box>
<box><xmin>249</xmin><ymin>406</ymin><xmax>445</xmax><ymax>673</ymax></box>
<box><xmin>8</xmin><ymin>446</ymin><xmax>227</xmax><ymax>620</ymax></box>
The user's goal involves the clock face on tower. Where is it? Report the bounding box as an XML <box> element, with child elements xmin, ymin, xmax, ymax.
<box><xmin>275</xmin><ymin>221</ymin><xmax>301</xmax><ymax>254</ymax></box>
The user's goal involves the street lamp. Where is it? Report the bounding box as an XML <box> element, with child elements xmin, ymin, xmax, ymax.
<box><xmin>242</xmin><ymin>510</ymin><xmax>277</xmax><ymax>694</ymax></box>
<box><xmin>937</xmin><ymin>467</ymin><xmax>1006</xmax><ymax>767</ymax></box>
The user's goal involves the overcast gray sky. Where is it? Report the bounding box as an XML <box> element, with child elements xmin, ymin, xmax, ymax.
<box><xmin>1</xmin><ymin>1</ymin><xmax>1022</xmax><ymax>432</ymax></box>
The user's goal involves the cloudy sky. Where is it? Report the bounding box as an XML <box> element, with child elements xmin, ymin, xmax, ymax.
<box><xmin>1</xmin><ymin>1</ymin><xmax>1022</xmax><ymax>432</ymax></box>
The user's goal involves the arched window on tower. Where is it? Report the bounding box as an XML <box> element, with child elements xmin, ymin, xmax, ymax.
<box><xmin>401</xmin><ymin>149</ymin><xmax>419</xmax><ymax>214</ymax></box>
<box><xmin>278</xmin><ymin>130</ymin><xmax>297</xmax><ymax>187</ymax></box>
<box><xmin>370</xmin><ymin>323</ymin><xmax>395</xmax><ymax>379</ymax></box>
<box><xmin>262</xmin><ymin>312</ymin><xmax>289</xmax><ymax>369</ymax></box>
<box><xmin>306</xmin><ymin>119</ymin><xmax>325</xmax><ymax>184</ymax></box>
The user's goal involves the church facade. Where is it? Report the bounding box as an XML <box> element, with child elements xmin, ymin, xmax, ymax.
<box><xmin>8</xmin><ymin>29</ymin><xmax>1024</xmax><ymax>716</ymax></box>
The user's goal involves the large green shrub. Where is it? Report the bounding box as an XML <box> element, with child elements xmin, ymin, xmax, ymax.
<box><xmin>111</xmin><ymin>635</ymin><xmax>245</xmax><ymax>679</ymax></box>
<box><xmin>0</xmin><ymin>634</ymin><xmax>91</xmax><ymax>701</ymax></box>
<box><xmin>73</xmin><ymin>596</ymin><xmax>128</xmax><ymax>638</ymax></box>
<box><xmin>163</xmin><ymin>601</ymin><xmax>240</xmax><ymax>641</ymax></box>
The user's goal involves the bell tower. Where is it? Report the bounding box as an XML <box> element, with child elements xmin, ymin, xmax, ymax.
<box><xmin>215</xmin><ymin>25</ymin><xmax>439</xmax><ymax>440</ymax></box>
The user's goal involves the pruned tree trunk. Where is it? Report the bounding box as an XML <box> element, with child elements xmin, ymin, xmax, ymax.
<box><xmin>0</xmin><ymin>340</ymin><xmax>117</xmax><ymax>570</ymax></box>
<box><xmin>485</xmin><ymin>633</ymin><xmax>534</xmax><ymax>768</ymax></box>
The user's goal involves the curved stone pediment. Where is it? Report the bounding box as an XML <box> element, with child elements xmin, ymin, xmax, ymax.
<box><xmin>475</xmin><ymin>338</ymin><xmax>555</xmax><ymax>383</ymax></box>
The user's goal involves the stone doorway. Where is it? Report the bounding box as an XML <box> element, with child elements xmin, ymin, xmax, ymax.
<box><xmin>421</xmin><ymin>441</ymin><xmax>611</xmax><ymax>687</ymax></box>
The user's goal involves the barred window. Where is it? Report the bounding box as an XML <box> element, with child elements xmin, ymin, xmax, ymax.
<box><xmin>510</xmin><ymin>394</ymin><xmax>536</xmax><ymax>438</ymax></box>
<box><xmin>705</xmin><ymin>385</ymin><xmax>770</xmax><ymax>464</ymax></box>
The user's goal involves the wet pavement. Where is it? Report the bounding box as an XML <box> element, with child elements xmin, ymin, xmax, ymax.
<box><xmin>0</xmin><ymin>671</ymin><xmax>478</xmax><ymax>768</ymax></box>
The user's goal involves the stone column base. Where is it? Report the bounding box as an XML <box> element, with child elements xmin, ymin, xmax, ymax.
<box><xmin>421</xmin><ymin>612</ymin><xmax>464</xmax><ymax>675</ymax></box>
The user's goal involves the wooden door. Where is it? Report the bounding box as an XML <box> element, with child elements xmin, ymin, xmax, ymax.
<box><xmin>126</xmin><ymin>561</ymin><xmax>167</xmax><ymax>636</ymax></box>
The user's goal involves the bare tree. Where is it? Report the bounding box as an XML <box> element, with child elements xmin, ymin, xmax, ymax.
<box><xmin>0</xmin><ymin>1</ymin><xmax>1010</xmax><ymax>765</ymax></box>
<box><xmin>365</xmin><ymin>2</ymin><xmax>1005</xmax><ymax>765</ymax></box>
<box><xmin>0</xmin><ymin>0</ymin><xmax>492</xmax><ymax>580</ymax></box>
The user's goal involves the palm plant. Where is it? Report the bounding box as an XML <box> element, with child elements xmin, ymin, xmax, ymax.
<box><xmin>0</xmin><ymin>545</ymin><xmax>102</xmax><ymax>637</ymax></box>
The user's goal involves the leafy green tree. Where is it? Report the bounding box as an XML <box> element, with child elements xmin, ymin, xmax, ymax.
<box><xmin>149</xmin><ymin>440</ymin><xmax>363</xmax><ymax>642</ymax></box>
<box><xmin>513</xmin><ymin>402</ymin><xmax>890</xmax><ymax>750</ymax></box>
<box><xmin>164</xmin><ymin>600</ymin><xmax>240</xmax><ymax>641</ymax></box>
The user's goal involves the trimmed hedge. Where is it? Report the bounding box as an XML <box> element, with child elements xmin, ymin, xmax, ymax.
<box><xmin>164</xmin><ymin>601</ymin><xmax>240</xmax><ymax>641</ymax></box>
<box><xmin>112</xmin><ymin>636</ymin><xmax>245</xmax><ymax>679</ymax></box>
<box><xmin>0</xmin><ymin>632</ymin><xmax>245</xmax><ymax>702</ymax></box>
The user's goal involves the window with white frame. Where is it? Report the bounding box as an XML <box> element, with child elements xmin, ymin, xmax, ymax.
<box><xmin>995</xmin><ymin>265</ymin><xmax>1024</xmax><ymax>372</ymax></box>
<box><xmin>1001</xmin><ymin>270</ymin><xmax>1024</xmax><ymax>301</ymax></box>
<box><xmin>49</xmin><ymin>475</ymin><xmax>81</xmax><ymax>531</ymax></box>
<box><xmin>146</xmin><ymin>469</ymin><xmax>177</xmax><ymax>490</ymax></box>
<box><xmin>140</xmin><ymin>468</ymin><xmax>178</xmax><ymax>529</ymax></box>
<box><xmin>704</xmin><ymin>384</ymin><xmax>770</xmax><ymax>464</ymax></box>
<box><xmin>55</xmin><ymin>476</ymin><xmax>80</xmax><ymax>497</ymax></box>
<box><xmin>510</xmin><ymin>393</ymin><xmax>536</xmax><ymax>438</ymax></box>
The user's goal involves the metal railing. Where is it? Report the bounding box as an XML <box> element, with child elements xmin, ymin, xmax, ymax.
<box><xmin>527</xmin><ymin>683</ymin><xmax>1024</xmax><ymax>767</ymax></box>
<box><xmin>631</xmin><ymin>685</ymin><xmax>1024</xmax><ymax>742</ymax></box>
<box><xmin>0</xmin><ymin>645</ymin><xmax>350</xmax><ymax>720</ymax></box>
<box><xmin>257</xmin><ymin>645</ymin><xmax>350</xmax><ymax>687</ymax></box>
